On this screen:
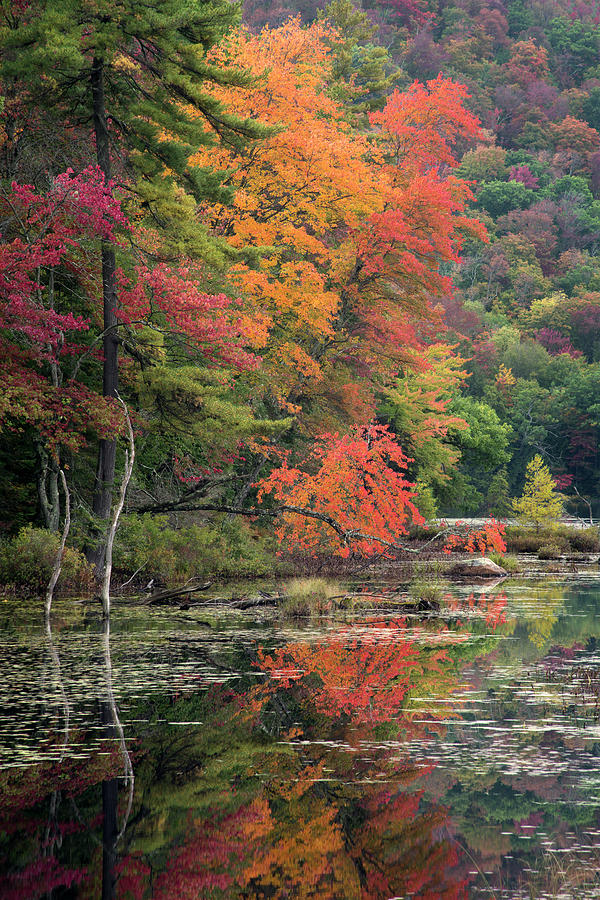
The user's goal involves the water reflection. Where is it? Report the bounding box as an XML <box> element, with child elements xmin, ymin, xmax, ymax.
<box><xmin>0</xmin><ymin>614</ymin><xmax>135</xmax><ymax>899</ymax></box>
<box><xmin>100</xmin><ymin>618</ymin><xmax>134</xmax><ymax>900</ymax></box>
<box><xmin>2</xmin><ymin>578</ymin><xmax>600</xmax><ymax>896</ymax></box>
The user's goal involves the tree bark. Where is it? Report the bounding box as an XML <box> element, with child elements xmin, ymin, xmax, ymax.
<box><xmin>36</xmin><ymin>442</ymin><xmax>60</xmax><ymax>532</ymax></box>
<box><xmin>45</xmin><ymin>469</ymin><xmax>70</xmax><ymax>617</ymax></box>
<box><xmin>90</xmin><ymin>57</ymin><xmax>119</xmax><ymax>571</ymax></box>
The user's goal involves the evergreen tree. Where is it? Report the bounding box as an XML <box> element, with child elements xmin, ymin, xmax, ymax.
<box><xmin>486</xmin><ymin>468</ymin><xmax>511</xmax><ymax>518</ymax></box>
<box><xmin>0</xmin><ymin>0</ymin><xmax>267</xmax><ymax>558</ymax></box>
<box><xmin>319</xmin><ymin>0</ymin><xmax>397</xmax><ymax>119</ymax></box>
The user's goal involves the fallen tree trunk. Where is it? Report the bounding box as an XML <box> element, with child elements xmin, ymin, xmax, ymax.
<box><xmin>144</xmin><ymin>582</ymin><xmax>212</xmax><ymax>605</ymax></box>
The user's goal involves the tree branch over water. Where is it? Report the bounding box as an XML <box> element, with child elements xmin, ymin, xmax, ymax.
<box><xmin>136</xmin><ymin>500</ymin><xmax>450</xmax><ymax>555</ymax></box>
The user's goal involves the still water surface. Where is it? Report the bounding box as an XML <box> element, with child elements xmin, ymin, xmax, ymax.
<box><xmin>2</xmin><ymin>575</ymin><xmax>600</xmax><ymax>898</ymax></box>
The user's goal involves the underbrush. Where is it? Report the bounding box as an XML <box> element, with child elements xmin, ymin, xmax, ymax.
<box><xmin>505</xmin><ymin>525</ymin><xmax>599</xmax><ymax>555</ymax></box>
<box><xmin>537</xmin><ymin>543</ymin><xmax>563</xmax><ymax>560</ymax></box>
<box><xmin>113</xmin><ymin>513</ymin><xmax>277</xmax><ymax>585</ymax></box>
<box><xmin>0</xmin><ymin>526</ymin><xmax>93</xmax><ymax>594</ymax></box>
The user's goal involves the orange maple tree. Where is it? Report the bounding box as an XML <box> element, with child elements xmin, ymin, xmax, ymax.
<box><xmin>179</xmin><ymin>19</ymin><xmax>490</xmax><ymax>548</ymax></box>
<box><xmin>189</xmin><ymin>20</ymin><xmax>485</xmax><ymax>431</ymax></box>
<box><xmin>257</xmin><ymin>423</ymin><xmax>423</xmax><ymax>556</ymax></box>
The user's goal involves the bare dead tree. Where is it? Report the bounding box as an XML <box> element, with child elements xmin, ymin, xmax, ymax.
<box><xmin>100</xmin><ymin>393</ymin><xmax>135</xmax><ymax>618</ymax></box>
<box><xmin>45</xmin><ymin>468</ymin><xmax>71</xmax><ymax>618</ymax></box>
<box><xmin>573</xmin><ymin>484</ymin><xmax>594</xmax><ymax>526</ymax></box>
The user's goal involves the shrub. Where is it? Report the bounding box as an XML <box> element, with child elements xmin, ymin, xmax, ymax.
<box><xmin>504</xmin><ymin>530</ymin><xmax>541</xmax><ymax>552</ymax></box>
<box><xmin>538</xmin><ymin>543</ymin><xmax>562</xmax><ymax>560</ymax></box>
<box><xmin>567</xmin><ymin>527</ymin><xmax>600</xmax><ymax>553</ymax></box>
<box><xmin>505</xmin><ymin>526</ymin><xmax>568</xmax><ymax>553</ymax></box>
<box><xmin>442</xmin><ymin>521</ymin><xmax>506</xmax><ymax>555</ymax></box>
<box><xmin>408</xmin><ymin>524</ymin><xmax>444</xmax><ymax>541</ymax></box>
<box><xmin>113</xmin><ymin>514</ymin><xmax>276</xmax><ymax>584</ymax></box>
<box><xmin>0</xmin><ymin>527</ymin><xmax>93</xmax><ymax>593</ymax></box>
<box><xmin>505</xmin><ymin>525</ymin><xmax>600</xmax><ymax>555</ymax></box>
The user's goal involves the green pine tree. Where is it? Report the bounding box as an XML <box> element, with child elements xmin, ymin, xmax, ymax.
<box><xmin>319</xmin><ymin>0</ymin><xmax>398</xmax><ymax>120</ymax></box>
<box><xmin>0</xmin><ymin>0</ymin><xmax>269</xmax><ymax>544</ymax></box>
<box><xmin>486</xmin><ymin>468</ymin><xmax>511</xmax><ymax>518</ymax></box>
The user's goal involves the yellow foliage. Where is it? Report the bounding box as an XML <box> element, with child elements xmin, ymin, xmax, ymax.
<box><xmin>512</xmin><ymin>454</ymin><xmax>563</xmax><ymax>528</ymax></box>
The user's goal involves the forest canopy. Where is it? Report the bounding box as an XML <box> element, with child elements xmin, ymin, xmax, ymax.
<box><xmin>1</xmin><ymin>0</ymin><xmax>599</xmax><ymax>573</ymax></box>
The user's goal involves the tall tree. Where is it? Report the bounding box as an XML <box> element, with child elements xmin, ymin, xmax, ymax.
<box><xmin>0</xmin><ymin>169</ymin><xmax>125</xmax><ymax>529</ymax></box>
<box><xmin>193</xmin><ymin>23</ymin><xmax>485</xmax><ymax>433</ymax></box>
<box><xmin>0</xmin><ymin>0</ymin><xmax>265</xmax><ymax>561</ymax></box>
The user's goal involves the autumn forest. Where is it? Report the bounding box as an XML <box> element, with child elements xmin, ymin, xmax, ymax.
<box><xmin>5</xmin><ymin>3</ymin><xmax>600</xmax><ymax>900</ymax></box>
<box><xmin>2</xmin><ymin>0</ymin><xmax>600</xmax><ymax>581</ymax></box>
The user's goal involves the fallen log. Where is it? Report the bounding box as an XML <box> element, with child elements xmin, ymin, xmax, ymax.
<box><xmin>144</xmin><ymin>582</ymin><xmax>212</xmax><ymax>605</ymax></box>
<box><xmin>229</xmin><ymin>594</ymin><xmax>282</xmax><ymax>610</ymax></box>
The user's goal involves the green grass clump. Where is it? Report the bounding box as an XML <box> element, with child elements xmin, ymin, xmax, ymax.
<box><xmin>280</xmin><ymin>577</ymin><xmax>339</xmax><ymax>618</ymax></box>
<box><xmin>538</xmin><ymin>543</ymin><xmax>562</xmax><ymax>560</ymax></box>
<box><xmin>407</xmin><ymin>561</ymin><xmax>449</xmax><ymax>606</ymax></box>
<box><xmin>408</xmin><ymin>577</ymin><xmax>446</xmax><ymax>606</ymax></box>
<box><xmin>488</xmin><ymin>552</ymin><xmax>520</xmax><ymax>572</ymax></box>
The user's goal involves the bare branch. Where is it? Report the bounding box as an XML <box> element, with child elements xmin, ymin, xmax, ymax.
<box><xmin>572</xmin><ymin>484</ymin><xmax>593</xmax><ymax>526</ymax></box>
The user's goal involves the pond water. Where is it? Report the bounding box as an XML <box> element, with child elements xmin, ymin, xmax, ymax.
<box><xmin>2</xmin><ymin>574</ymin><xmax>600</xmax><ymax>898</ymax></box>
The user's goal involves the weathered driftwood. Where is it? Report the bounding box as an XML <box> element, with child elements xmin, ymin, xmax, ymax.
<box><xmin>228</xmin><ymin>595</ymin><xmax>282</xmax><ymax>610</ymax></box>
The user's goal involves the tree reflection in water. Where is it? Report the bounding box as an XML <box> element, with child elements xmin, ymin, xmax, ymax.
<box><xmin>0</xmin><ymin>590</ymin><xmax>509</xmax><ymax>899</ymax></box>
<box><xmin>129</xmin><ymin>604</ymin><xmax>504</xmax><ymax>899</ymax></box>
<box><xmin>0</xmin><ymin>614</ymin><xmax>135</xmax><ymax>900</ymax></box>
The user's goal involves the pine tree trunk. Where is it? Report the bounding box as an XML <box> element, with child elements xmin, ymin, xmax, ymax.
<box><xmin>90</xmin><ymin>57</ymin><xmax>119</xmax><ymax>570</ymax></box>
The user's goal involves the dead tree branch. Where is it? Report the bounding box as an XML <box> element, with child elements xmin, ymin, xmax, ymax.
<box><xmin>101</xmin><ymin>394</ymin><xmax>135</xmax><ymax>618</ymax></box>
